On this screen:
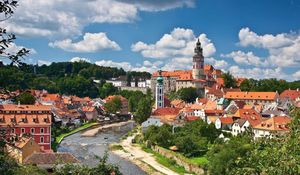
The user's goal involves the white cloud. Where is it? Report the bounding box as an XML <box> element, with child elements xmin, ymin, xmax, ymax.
<box><xmin>221</xmin><ymin>51</ymin><xmax>267</xmax><ymax>67</ymax></box>
<box><xmin>6</xmin><ymin>43</ymin><xmax>37</xmax><ymax>55</ymax></box>
<box><xmin>37</xmin><ymin>60</ymin><xmax>52</xmax><ymax>66</ymax></box>
<box><xmin>131</xmin><ymin>28</ymin><xmax>216</xmax><ymax>59</ymax></box>
<box><xmin>206</xmin><ymin>57</ymin><xmax>229</xmax><ymax>69</ymax></box>
<box><xmin>49</xmin><ymin>33</ymin><xmax>120</xmax><ymax>52</ymax></box>
<box><xmin>70</xmin><ymin>57</ymin><xmax>91</xmax><ymax>63</ymax></box>
<box><xmin>293</xmin><ymin>70</ymin><xmax>300</xmax><ymax>80</ymax></box>
<box><xmin>239</xmin><ymin>27</ymin><xmax>294</xmax><ymax>49</ymax></box>
<box><xmin>4</xmin><ymin>0</ymin><xmax>194</xmax><ymax>38</ymax></box>
<box><xmin>228</xmin><ymin>65</ymin><xmax>290</xmax><ymax>80</ymax></box>
<box><xmin>95</xmin><ymin>60</ymin><xmax>133</xmax><ymax>71</ymax></box>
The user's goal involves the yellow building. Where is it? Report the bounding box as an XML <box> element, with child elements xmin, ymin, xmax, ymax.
<box><xmin>6</xmin><ymin>137</ymin><xmax>41</xmax><ymax>163</ymax></box>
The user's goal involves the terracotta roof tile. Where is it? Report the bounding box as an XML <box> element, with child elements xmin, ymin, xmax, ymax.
<box><xmin>225</xmin><ymin>92</ymin><xmax>278</xmax><ymax>100</ymax></box>
<box><xmin>24</xmin><ymin>153</ymin><xmax>79</xmax><ymax>165</ymax></box>
<box><xmin>280</xmin><ymin>89</ymin><xmax>300</xmax><ymax>101</ymax></box>
<box><xmin>253</xmin><ymin>116</ymin><xmax>291</xmax><ymax>131</ymax></box>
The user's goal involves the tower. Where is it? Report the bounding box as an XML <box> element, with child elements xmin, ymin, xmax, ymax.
<box><xmin>192</xmin><ymin>39</ymin><xmax>205</xmax><ymax>79</ymax></box>
<box><xmin>155</xmin><ymin>70</ymin><xmax>164</xmax><ymax>109</ymax></box>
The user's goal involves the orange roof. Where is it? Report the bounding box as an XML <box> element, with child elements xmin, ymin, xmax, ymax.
<box><xmin>82</xmin><ymin>106</ymin><xmax>96</xmax><ymax>112</ymax></box>
<box><xmin>204</xmin><ymin>100</ymin><xmax>217</xmax><ymax>110</ymax></box>
<box><xmin>190</xmin><ymin>104</ymin><xmax>205</xmax><ymax>110</ymax></box>
<box><xmin>41</xmin><ymin>94</ymin><xmax>61</xmax><ymax>102</ymax></box>
<box><xmin>185</xmin><ymin>116</ymin><xmax>200</xmax><ymax>122</ymax></box>
<box><xmin>0</xmin><ymin>114</ymin><xmax>51</xmax><ymax>126</ymax></box>
<box><xmin>180</xmin><ymin>107</ymin><xmax>193</xmax><ymax>113</ymax></box>
<box><xmin>197</xmin><ymin>98</ymin><xmax>208</xmax><ymax>104</ymax></box>
<box><xmin>178</xmin><ymin>73</ymin><xmax>193</xmax><ymax>81</ymax></box>
<box><xmin>280</xmin><ymin>89</ymin><xmax>300</xmax><ymax>101</ymax></box>
<box><xmin>219</xmin><ymin>117</ymin><xmax>234</xmax><ymax>124</ymax></box>
<box><xmin>152</xmin><ymin>107</ymin><xmax>182</xmax><ymax>116</ymax></box>
<box><xmin>170</xmin><ymin>99</ymin><xmax>185</xmax><ymax>108</ymax></box>
<box><xmin>205</xmin><ymin>109</ymin><xmax>224</xmax><ymax>114</ymax></box>
<box><xmin>225</xmin><ymin>92</ymin><xmax>278</xmax><ymax>100</ymax></box>
<box><xmin>0</xmin><ymin>104</ymin><xmax>52</xmax><ymax>111</ymax></box>
<box><xmin>152</xmin><ymin>70</ymin><xmax>192</xmax><ymax>77</ymax></box>
<box><xmin>215</xmin><ymin>78</ymin><xmax>225</xmax><ymax>86</ymax></box>
<box><xmin>253</xmin><ymin>116</ymin><xmax>291</xmax><ymax>131</ymax></box>
<box><xmin>235</xmin><ymin>78</ymin><xmax>247</xmax><ymax>86</ymax></box>
<box><xmin>204</xmin><ymin>64</ymin><xmax>214</xmax><ymax>72</ymax></box>
<box><xmin>234</xmin><ymin>109</ymin><xmax>262</xmax><ymax>126</ymax></box>
<box><xmin>13</xmin><ymin>137</ymin><xmax>34</xmax><ymax>149</ymax></box>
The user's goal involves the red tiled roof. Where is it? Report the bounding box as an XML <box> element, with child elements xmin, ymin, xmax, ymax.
<box><xmin>220</xmin><ymin>117</ymin><xmax>234</xmax><ymax>124</ymax></box>
<box><xmin>152</xmin><ymin>107</ymin><xmax>182</xmax><ymax>116</ymax></box>
<box><xmin>197</xmin><ymin>98</ymin><xmax>208</xmax><ymax>104</ymax></box>
<box><xmin>253</xmin><ymin>116</ymin><xmax>291</xmax><ymax>131</ymax></box>
<box><xmin>0</xmin><ymin>104</ymin><xmax>52</xmax><ymax>111</ymax></box>
<box><xmin>24</xmin><ymin>153</ymin><xmax>79</xmax><ymax>165</ymax></box>
<box><xmin>225</xmin><ymin>92</ymin><xmax>278</xmax><ymax>100</ymax></box>
<box><xmin>152</xmin><ymin>70</ymin><xmax>192</xmax><ymax>77</ymax></box>
<box><xmin>280</xmin><ymin>89</ymin><xmax>300</xmax><ymax>101</ymax></box>
<box><xmin>234</xmin><ymin>109</ymin><xmax>262</xmax><ymax>126</ymax></box>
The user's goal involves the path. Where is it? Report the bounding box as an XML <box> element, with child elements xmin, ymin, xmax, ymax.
<box><xmin>114</xmin><ymin>134</ymin><xmax>179</xmax><ymax>175</ymax></box>
<box><xmin>81</xmin><ymin>120</ymin><xmax>134</xmax><ymax>137</ymax></box>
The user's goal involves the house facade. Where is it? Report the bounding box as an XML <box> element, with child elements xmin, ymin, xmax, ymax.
<box><xmin>0</xmin><ymin>104</ymin><xmax>52</xmax><ymax>150</ymax></box>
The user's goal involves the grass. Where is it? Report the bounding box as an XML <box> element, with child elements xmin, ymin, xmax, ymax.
<box><xmin>141</xmin><ymin>145</ymin><xmax>189</xmax><ymax>175</ymax></box>
<box><xmin>188</xmin><ymin>157</ymin><xmax>209</xmax><ymax>167</ymax></box>
<box><xmin>55</xmin><ymin>122</ymin><xmax>98</xmax><ymax>143</ymax></box>
<box><xmin>109</xmin><ymin>144</ymin><xmax>124</xmax><ymax>151</ymax></box>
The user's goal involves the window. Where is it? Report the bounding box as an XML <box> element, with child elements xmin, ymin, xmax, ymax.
<box><xmin>11</xmin><ymin>128</ymin><xmax>15</xmax><ymax>134</ymax></box>
<box><xmin>40</xmin><ymin>136</ymin><xmax>44</xmax><ymax>143</ymax></box>
<box><xmin>31</xmin><ymin>128</ymin><xmax>35</xmax><ymax>134</ymax></box>
<box><xmin>21</xmin><ymin>128</ymin><xmax>25</xmax><ymax>134</ymax></box>
<box><xmin>40</xmin><ymin>128</ymin><xmax>44</xmax><ymax>134</ymax></box>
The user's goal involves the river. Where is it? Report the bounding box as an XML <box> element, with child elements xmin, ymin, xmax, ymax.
<box><xmin>57</xmin><ymin>123</ymin><xmax>146</xmax><ymax>175</ymax></box>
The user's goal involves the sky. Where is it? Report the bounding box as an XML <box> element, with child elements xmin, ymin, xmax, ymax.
<box><xmin>2</xmin><ymin>0</ymin><xmax>300</xmax><ymax>81</ymax></box>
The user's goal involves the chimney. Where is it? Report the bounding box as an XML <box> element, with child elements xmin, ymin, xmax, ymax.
<box><xmin>297</xmin><ymin>88</ymin><xmax>299</xmax><ymax>92</ymax></box>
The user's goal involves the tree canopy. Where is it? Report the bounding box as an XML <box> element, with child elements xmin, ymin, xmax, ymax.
<box><xmin>16</xmin><ymin>92</ymin><xmax>36</xmax><ymax>104</ymax></box>
<box><xmin>221</xmin><ymin>72</ymin><xmax>237</xmax><ymax>88</ymax></box>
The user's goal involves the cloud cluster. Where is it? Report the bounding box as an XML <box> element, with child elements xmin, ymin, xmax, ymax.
<box><xmin>70</xmin><ymin>57</ymin><xmax>91</xmax><ymax>63</ymax></box>
<box><xmin>5</xmin><ymin>0</ymin><xmax>195</xmax><ymax>38</ymax></box>
<box><xmin>221</xmin><ymin>28</ymin><xmax>300</xmax><ymax>80</ymax></box>
<box><xmin>132</xmin><ymin>28</ymin><xmax>216</xmax><ymax>59</ymax></box>
<box><xmin>49</xmin><ymin>33</ymin><xmax>120</xmax><ymax>52</ymax></box>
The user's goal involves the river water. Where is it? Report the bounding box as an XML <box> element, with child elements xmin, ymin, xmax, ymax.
<box><xmin>57</xmin><ymin>123</ymin><xmax>146</xmax><ymax>175</ymax></box>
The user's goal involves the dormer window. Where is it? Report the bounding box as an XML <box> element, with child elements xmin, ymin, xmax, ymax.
<box><xmin>33</xmin><ymin>118</ymin><xmax>38</xmax><ymax>123</ymax></box>
<box><xmin>11</xmin><ymin>118</ymin><xmax>16</xmax><ymax>122</ymax></box>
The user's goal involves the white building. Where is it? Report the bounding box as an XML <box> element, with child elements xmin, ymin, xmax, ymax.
<box><xmin>141</xmin><ymin>118</ymin><xmax>163</xmax><ymax>132</ymax></box>
<box><xmin>231</xmin><ymin>119</ymin><xmax>250</xmax><ymax>136</ymax></box>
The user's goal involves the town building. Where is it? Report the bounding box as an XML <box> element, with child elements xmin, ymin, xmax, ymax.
<box><xmin>253</xmin><ymin>116</ymin><xmax>291</xmax><ymax>139</ymax></box>
<box><xmin>0</xmin><ymin>104</ymin><xmax>52</xmax><ymax>150</ymax></box>
<box><xmin>225</xmin><ymin>91</ymin><xmax>279</xmax><ymax>105</ymax></box>
<box><xmin>6</xmin><ymin>136</ymin><xmax>41</xmax><ymax>163</ymax></box>
<box><xmin>106</xmin><ymin>75</ymin><xmax>128</xmax><ymax>87</ymax></box>
<box><xmin>280</xmin><ymin>88</ymin><xmax>300</xmax><ymax>102</ymax></box>
<box><xmin>151</xmin><ymin>40</ymin><xmax>223</xmax><ymax>96</ymax></box>
<box><xmin>24</xmin><ymin>152</ymin><xmax>79</xmax><ymax>171</ymax></box>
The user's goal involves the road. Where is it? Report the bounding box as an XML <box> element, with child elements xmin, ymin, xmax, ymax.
<box><xmin>113</xmin><ymin>133</ymin><xmax>179</xmax><ymax>175</ymax></box>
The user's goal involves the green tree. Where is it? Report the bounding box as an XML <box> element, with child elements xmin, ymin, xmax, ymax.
<box><xmin>177</xmin><ymin>87</ymin><xmax>198</xmax><ymax>103</ymax></box>
<box><xmin>16</xmin><ymin>92</ymin><xmax>36</xmax><ymax>105</ymax></box>
<box><xmin>221</xmin><ymin>72</ymin><xmax>237</xmax><ymax>88</ymax></box>
<box><xmin>104</xmin><ymin>96</ymin><xmax>122</xmax><ymax>114</ymax></box>
<box><xmin>134</xmin><ymin>97</ymin><xmax>152</xmax><ymax>124</ymax></box>
<box><xmin>99</xmin><ymin>82</ymin><xmax>118</xmax><ymax>99</ymax></box>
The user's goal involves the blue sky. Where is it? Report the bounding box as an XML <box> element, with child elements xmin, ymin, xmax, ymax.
<box><xmin>2</xmin><ymin>0</ymin><xmax>300</xmax><ymax>80</ymax></box>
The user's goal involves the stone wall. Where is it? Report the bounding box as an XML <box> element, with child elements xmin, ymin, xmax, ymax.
<box><xmin>152</xmin><ymin>145</ymin><xmax>205</xmax><ymax>175</ymax></box>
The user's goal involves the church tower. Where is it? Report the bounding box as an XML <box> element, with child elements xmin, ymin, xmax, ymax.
<box><xmin>155</xmin><ymin>70</ymin><xmax>164</xmax><ymax>109</ymax></box>
<box><xmin>192</xmin><ymin>39</ymin><xmax>205</xmax><ymax>80</ymax></box>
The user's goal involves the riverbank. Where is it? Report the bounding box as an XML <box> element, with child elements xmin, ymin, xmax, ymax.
<box><xmin>112</xmin><ymin>133</ymin><xmax>180</xmax><ymax>175</ymax></box>
<box><xmin>81</xmin><ymin>120</ymin><xmax>135</xmax><ymax>137</ymax></box>
<box><xmin>57</xmin><ymin>122</ymin><xmax>147</xmax><ymax>175</ymax></box>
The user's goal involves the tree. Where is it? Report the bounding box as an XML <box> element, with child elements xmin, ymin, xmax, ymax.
<box><xmin>0</xmin><ymin>0</ymin><xmax>29</xmax><ymax>65</ymax></box>
<box><xmin>99</xmin><ymin>82</ymin><xmax>118</xmax><ymax>99</ymax></box>
<box><xmin>221</xmin><ymin>72</ymin><xmax>237</xmax><ymax>88</ymax></box>
<box><xmin>177</xmin><ymin>87</ymin><xmax>198</xmax><ymax>103</ymax></box>
<box><xmin>104</xmin><ymin>96</ymin><xmax>122</xmax><ymax>114</ymax></box>
<box><xmin>16</xmin><ymin>92</ymin><xmax>35</xmax><ymax>105</ymax></box>
<box><xmin>134</xmin><ymin>97</ymin><xmax>152</xmax><ymax>124</ymax></box>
